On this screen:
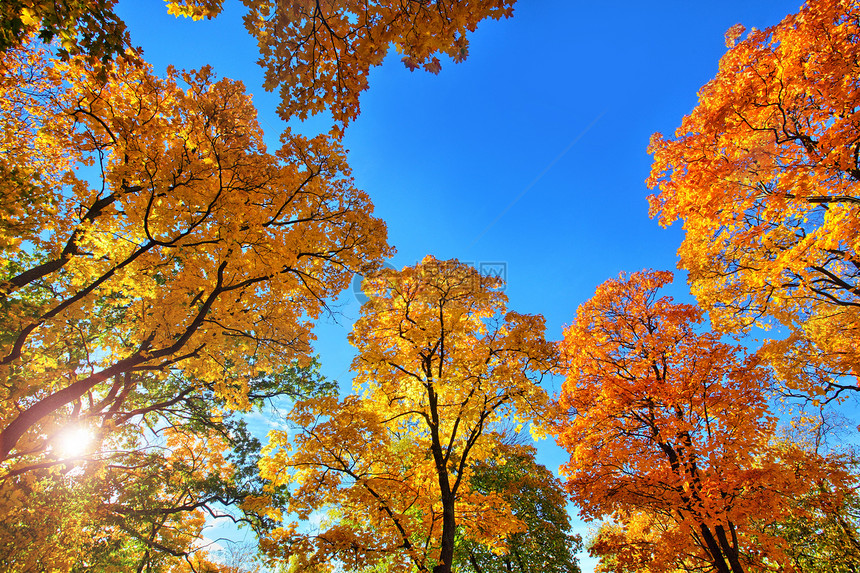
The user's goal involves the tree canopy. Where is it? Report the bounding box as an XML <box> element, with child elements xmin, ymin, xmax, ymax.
<box><xmin>647</xmin><ymin>0</ymin><xmax>860</xmax><ymax>402</ymax></box>
<box><xmin>0</xmin><ymin>1</ymin><xmax>516</xmax><ymax>567</ymax></box>
<box><xmin>3</xmin><ymin>0</ymin><xmax>860</xmax><ymax>571</ymax></box>
<box><xmin>554</xmin><ymin>270</ymin><xmax>851</xmax><ymax>573</ymax></box>
<box><xmin>2</xmin><ymin>0</ymin><xmax>517</xmax><ymax>127</ymax></box>
<box><xmin>0</xmin><ymin>0</ymin><xmax>128</xmax><ymax>65</ymax></box>
<box><xmin>0</xmin><ymin>39</ymin><xmax>389</xmax><ymax>467</ymax></box>
<box><xmin>258</xmin><ymin>257</ymin><xmax>557</xmax><ymax>573</ymax></box>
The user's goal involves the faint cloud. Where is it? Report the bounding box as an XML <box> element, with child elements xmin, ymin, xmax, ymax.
<box><xmin>469</xmin><ymin>111</ymin><xmax>606</xmax><ymax>247</ymax></box>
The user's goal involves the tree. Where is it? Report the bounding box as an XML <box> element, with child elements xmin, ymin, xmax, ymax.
<box><xmin>455</xmin><ymin>440</ymin><xmax>582</xmax><ymax>573</ymax></box>
<box><xmin>3</xmin><ymin>0</ymin><xmax>517</xmax><ymax>128</ymax></box>
<box><xmin>0</xmin><ymin>40</ymin><xmax>389</xmax><ymax>472</ymax></box>
<box><xmin>258</xmin><ymin>257</ymin><xmax>557</xmax><ymax>573</ymax></box>
<box><xmin>587</xmin><ymin>449</ymin><xmax>860</xmax><ymax>573</ymax></box>
<box><xmin>233</xmin><ymin>0</ymin><xmax>517</xmax><ymax>127</ymax></box>
<box><xmin>0</xmin><ymin>360</ymin><xmax>331</xmax><ymax>571</ymax></box>
<box><xmin>1</xmin><ymin>0</ymin><xmax>520</xmax><ymax>565</ymax></box>
<box><xmin>646</xmin><ymin>0</ymin><xmax>860</xmax><ymax>402</ymax></box>
<box><xmin>553</xmin><ymin>270</ymin><xmax>826</xmax><ymax>573</ymax></box>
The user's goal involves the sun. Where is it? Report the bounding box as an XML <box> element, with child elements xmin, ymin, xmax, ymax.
<box><xmin>57</xmin><ymin>426</ymin><xmax>94</xmax><ymax>458</ymax></box>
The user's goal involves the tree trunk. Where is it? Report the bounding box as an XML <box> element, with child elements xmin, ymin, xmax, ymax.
<box><xmin>433</xmin><ymin>484</ymin><xmax>456</xmax><ymax>573</ymax></box>
<box><xmin>715</xmin><ymin>524</ymin><xmax>745</xmax><ymax>573</ymax></box>
<box><xmin>428</xmin><ymin>382</ymin><xmax>456</xmax><ymax>573</ymax></box>
<box><xmin>699</xmin><ymin>524</ymin><xmax>732</xmax><ymax>573</ymax></box>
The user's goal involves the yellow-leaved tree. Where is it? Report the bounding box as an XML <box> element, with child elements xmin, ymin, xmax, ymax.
<box><xmin>259</xmin><ymin>257</ymin><xmax>557</xmax><ymax>573</ymax></box>
<box><xmin>3</xmin><ymin>0</ymin><xmax>517</xmax><ymax>128</ymax></box>
<box><xmin>0</xmin><ymin>40</ymin><xmax>390</xmax><ymax>466</ymax></box>
<box><xmin>0</xmin><ymin>0</ymin><xmax>521</xmax><ymax>568</ymax></box>
<box><xmin>1</xmin><ymin>0</ymin><xmax>520</xmax><ymax>471</ymax></box>
<box><xmin>0</xmin><ymin>38</ymin><xmax>390</xmax><ymax>568</ymax></box>
<box><xmin>647</xmin><ymin>0</ymin><xmax>860</xmax><ymax>401</ymax></box>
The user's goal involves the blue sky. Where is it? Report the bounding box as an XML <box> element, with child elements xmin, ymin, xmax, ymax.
<box><xmin>116</xmin><ymin>1</ymin><xmax>804</xmax><ymax>570</ymax></box>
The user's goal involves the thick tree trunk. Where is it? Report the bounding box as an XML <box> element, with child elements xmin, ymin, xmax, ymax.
<box><xmin>715</xmin><ymin>524</ymin><xmax>745</xmax><ymax>573</ymax></box>
<box><xmin>699</xmin><ymin>524</ymin><xmax>732</xmax><ymax>573</ymax></box>
<box><xmin>433</xmin><ymin>483</ymin><xmax>456</xmax><ymax>573</ymax></box>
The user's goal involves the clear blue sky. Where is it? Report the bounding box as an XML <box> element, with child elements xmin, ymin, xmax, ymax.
<box><xmin>116</xmin><ymin>1</ymin><xmax>803</xmax><ymax>570</ymax></box>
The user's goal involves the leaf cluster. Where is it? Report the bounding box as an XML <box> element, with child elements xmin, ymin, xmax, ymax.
<box><xmin>257</xmin><ymin>258</ymin><xmax>557</xmax><ymax>573</ymax></box>
<box><xmin>647</xmin><ymin>0</ymin><xmax>860</xmax><ymax>402</ymax></box>
<box><xmin>456</xmin><ymin>441</ymin><xmax>582</xmax><ymax>573</ymax></box>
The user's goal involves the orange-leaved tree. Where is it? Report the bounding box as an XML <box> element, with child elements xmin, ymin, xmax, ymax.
<box><xmin>587</xmin><ymin>444</ymin><xmax>860</xmax><ymax>573</ymax></box>
<box><xmin>259</xmin><ymin>257</ymin><xmax>557</xmax><ymax>573</ymax></box>
<box><xmin>554</xmin><ymin>270</ymin><xmax>821</xmax><ymax>573</ymax></box>
<box><xmin>647</xmin><ymin>0</ymin><xmax>860</xmax><ymax>402</ymax></box>
<box><xmin>0</xmin><ymin>40</ymin><xmax>390</xmax><ymax>468</ymax></box>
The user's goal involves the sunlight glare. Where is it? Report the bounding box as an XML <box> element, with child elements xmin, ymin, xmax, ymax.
<box><xmin>58</xmin><ymin>426</ymin><xmax>94</xmax><ymax>458</ymax></box>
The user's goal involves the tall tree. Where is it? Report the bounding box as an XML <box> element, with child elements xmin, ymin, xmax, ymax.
<box><xmin>553</xmin><ymin>270</ymin><xmax>828</xmax><ymax>573</ymax></box>
<box><xmin>258</xmin><ymin>257</ymin><xmax>557</xmax><ymax>573</ymax></box>
<box><xmin>0</xmin><ymin>40</ymin><xmax>389</xmax><ymax>467</ymax></box>
<box><xmin>647</xmin><ymin>0</ymin><xmax>860</xmax><ymax>401</ymax></box>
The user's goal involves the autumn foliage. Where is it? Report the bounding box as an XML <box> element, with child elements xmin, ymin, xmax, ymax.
<box><xmin>553</xmin><ymin>270</ymin><xmax>846</xmax><ymax>573</ymax></box>
<box><xmin>258</xmin><ymin>258</ymin><xmax>558</xmax><ymax>573</ymax></box>
<box><xmin>167</xmin><ymin>0</ymin><xmax>517</xmax><ymax>126</ymax></box>
<box><xmin>457</xmin><ymin>440</ymin><xmax>582</xmax><ymax>573</ymax></box>
<box><xmin>647</xmin><ymin>0</ymin><xmax>860</xmax><ymax>400</ymax></box>
<box><xmin>0</xmin><ymin>0</ymin><xmax>128</xmax><ymax>65</ymax></box>
<box><xmin>3</xmin><ymin>0</ymin><xmax>860</xmax><ymax>571</ymax></box>
<box><xmin>4</xmin><ymin>0</ymin><xmax>517</xmax><ymax>128</ymax></box>
<box><xmin>0</xmin><ymin>0</ymin><xmax>529</xmax><ymax>567</ymax></box>
<box><xmin>0</xmin><ymin>40</ymin><xmax>389</xmax><ymax>468</ymax></box>
<box><xmin>237</xmin><ymin>0</ymin><xmax>517</xmax><ymax>127</ymax></box>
